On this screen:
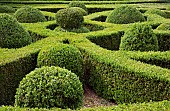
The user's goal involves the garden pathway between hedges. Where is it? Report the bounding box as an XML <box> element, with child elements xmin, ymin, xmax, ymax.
<box><xmin>83</xmin><ymin>85</ymin><xmax>116</xmax><ymax>108</ymax></box>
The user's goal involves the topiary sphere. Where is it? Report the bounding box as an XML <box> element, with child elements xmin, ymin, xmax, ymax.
<box><xmin>55</xmin><ymin>8</ymin><xmax>84</xmax><ymax>29</ymax></box>
<box><xmin>0</xmin><ymin>14</ymin><xmax>32</xmax><ymax>48</ymax></box>
<box><xmin>0</xmin><ymin>5</ymin><xmax>15</xmax><ymax>13</ymax></box>
<box><xmin>106</xmin><ymin>6</ymin><xmax>145</xmax><ymax>24</ymax></box>
<box><xmin>37</xmin><ymin>44</ymin><xmax>84</xmax><ymax>81</ymax></box>
<box><xmin>68</xmin><ymin>1</ymin><xmax>88</xmax><ymax>12</ymax></box>
<box><xmin>145</xmin><ymin>8</ymin><xmax>167</xmax><ymax>18</ymax></box>
<box><xmin>15</xmin><ymin>66</ymin><xmax>83</xmax><ymax>109</ymax></box>
<box><xmin>120</xmin><ymin>23</ymin><xmax>159</xmax><ymax>51</ymax></box>
<box><xmin>14</xmin><ymin>6</ymin><xmax>46</xmax><ymax>23</ymax></box>
<box><xmin>69</xmin><ymin>7</ymin><xmax>88</xmax><ymax>16</ymax></box>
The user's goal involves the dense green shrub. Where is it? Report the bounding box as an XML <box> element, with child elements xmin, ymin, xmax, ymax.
<box><xmin>69</xmin><ymin>7</ymin><xmax>88</xmax><ymax>16</ymax></box>
<box><xmin>37</xmin><ymin>44</ymin><xmax>84</xmax><ymax>81</ymax></box>
<box><xmin>106</xmin><ymin>6</ymin><xmax>145</xmax><ymax>24</ymax></box>
<box><xmin>54</xmin><ymin>26</ymin><xmax>90</xmax><ymax>33</ymax></box>
<box><xmin>145</xmin><ymin>9</ymin><xmax>167</xmax><ymax>18</ymax></box>
<box><xmin>0</xmin><ymin>5</ymin><xmax>15</xmax><ymax>13</ymax></box>
<box><xmin>120</xmin><ymin>23</ymin><xmax>159</xmax><ymax>51</ymax></box>
<box><xmin>55</xmin><ymin>8</ymin><xmax>84</xmax><ymax>29</ymax></box>
<box><xmin>157</xmin><ymin>23</ymin><xmax>170</xmax><ymax>30</ymax></box>
<box><xmin>14</xmin><ymin>6</ymin><xmax>46</xmax><ymax>23</ymax></box>
<box><xmin>15</xmin><ymin>66</ymin><xmax>83</xmax><ymax>109</ymax></box>
<box><xmin>68</xmin><ymin>1</ymin><xmax>88</xmax><ymax>12</ymax></box>
<box><xmin>0</xmin><ymin>14</ymin><xmax>32</xmax><ymax>48</ymax></box>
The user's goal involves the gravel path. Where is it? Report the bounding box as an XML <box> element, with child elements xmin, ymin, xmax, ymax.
<box><xmin>83</xmin><ymin>85</ymin><xmax>116</xmax><ymax>108</ymax></box>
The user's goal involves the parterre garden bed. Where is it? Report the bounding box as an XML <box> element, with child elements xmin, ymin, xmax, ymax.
<box><xmin>0</xmin><ymin>0</ymin><xmax>170</xmax><ymax>110</ymax></box>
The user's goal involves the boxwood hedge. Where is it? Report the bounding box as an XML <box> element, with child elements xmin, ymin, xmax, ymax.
<box><xmin>0</xmin><ymin>14</ymin><xmax>32</xmax><ymax>49</ymax></box>
<box><xmin>15</xmin><ymin>66</ymin><xmax>83</xmax><ymax>109</ymax></box>
<box><xmin>0</xmin><ymin>2</ymin><xmax>170</xmax><ymax>110</ymax></box>
<box><xmin>1</xmin><ymin>100</ymin><xmax>170</xmax><ymax>111</ymax></box>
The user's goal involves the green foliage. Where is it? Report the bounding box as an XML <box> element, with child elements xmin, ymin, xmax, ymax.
<box><xmin>157</xmin><ymin>23</ymin><xmax>170</xmax><ymax>30</ymax></box>
<box><xmin>123</xmin><ymin>51</ymin><xmax>170</xmax><ymax>69</ymax></box>
<box><xmin>69</xmin><ymin>7</ymin><xmax>88</xmax><ymax>16</ymax></box>
<box><xmin>0</xmin><ymin>49</ymin><xmax>37</xmax><ymax>105</ymax></box>
<box><xmin>0</xmin><ymin>5</ymin><xmax>15</xmax><ymax>13</ymax></box>
<box><xmin>155</xmin><ymin>30</ymin><xmax>170</xmax><ymax>51</ymax></box>
<box><xmin>145</xmin><ymin>8</ymin><xmax>167</xmax><ymax>18</ymax></box>
<box><xmin>54</xmin><ymin>26</ymin><xmax>90</xmax><ymax>33</ymax></box>
<box><xmin>68</xmin><ymin>1</ymin><xmax>88</xmax><ymax>12</ymax></box>
<box><xmin>15</xmin><ymin>66</ymin><xmax>83</xmax><ymax>109</ymax></box>
<box><xmin>1</xmin><ymin>100</ymin><xmax>170</xmax><ymax>111</ymax></box>
<box><xmin>55</xmin><ymin>8</ymin><xmax>84</xmax><ymax>29</ymax></box>
<box><xmin>0</xmin><ymin>2</ymin><xmax>170</xmax><ymax>108</ymax></box>
<box><xmin>37</xmin><ymin>44</ymin><xmax>84</xmax><ymax>81</ymax></box>
<box><xmin>120</xmin><ymin>23</ymin><xmax>159</xmax><ymax>51</ymax></box>
<box><xmin>106</xmin><ymin>6</ymin><xmax>145</xmax><ymax>24</ymax></box>
<box><xmin>0</xmin><ymin>106</ymin><xmax>68</xmax><ymax>111</ymax></box>
<box><xmin>87</xmin><ymin>31</ymin><xmax>123</xmax><ymax>50</ymax></box>
<box><xmin>0</xmin><ymin>14</ymin><xmax>32</xmax><ymax>48</ymax></box>
<box><xmin>80</xmin><ymin>44</ymin><xmax>170</xmax><ymax>104</ymax></box>
<box><xmin>80</xmin><ymin>100</ymin><xmax>170</xmax><ymax>111</ymax></box>
<box><xmin>14</xmin><ymin>6</ymin><xmax>46</xmax><ymax>23</ymax></box>
<box><xmin>145</xmin><ymin>13</ymin><xmax>165</xmax><ymax>21</ymax></box>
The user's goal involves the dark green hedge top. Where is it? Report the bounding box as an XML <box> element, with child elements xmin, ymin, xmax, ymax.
<box><xmin>55</xmin><ymin>8</ymin><xmax>84</xmax><ymax>29</ymax></box>
<box><xmin>68</xmin><ymin>1</ymin><xmax>88</xmax><ymax>12</ymax></box>
<box><xmin>0</xmin><ymin>14</ymin><xmax>32</xmax><ymax>48</ymax></box>
<box><xmin>14</xmin><ymin>6</ymin><xmax>46</xmax><ymax>23</ymax></box>
<box><xmin>0</xmin><ymin>5</ymin><xmax>15</xmax><ymax>13</ymax></box>
<box><xmin>106</xmin><ymin>6</ymin><xmax>145</xmax><ymax>24</ymax></box>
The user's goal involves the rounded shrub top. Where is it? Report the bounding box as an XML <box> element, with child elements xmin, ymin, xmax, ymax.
<box><xmin>0</xmin><ymin>14</ymin><xmax>32</xmax><ymax>48</ymax></box>
<box><xmin>68</xmin><ymin>1</ymin><xmax>88</xmax><ymax>12</ymax></box>
<box><xmin>0</xmin><ymin>5</ymin><xmax>15</xmax><ymax>13</ymax></box>
<box><xmin>120</xmin><ymin>23</ymin><xmax>159</xmax><ymax>51</ymax></box>
<box><xmin>145</xmin><ymin>8</ymin><xmax>167</xmax><ymax>18</ymax></box>
<box><xmin>106</xmin><ymin>6</ymin><xmax>145</xmax><ymax>24</ymax></box>
<box><xmin>14</xmin><ymin>6</ymin><xmax>46</xmax><ymax>23</ymax></box>
<box><xmin>37</xmin><ymin>44</ymin><xmax>84</xmax><ymax>81</ymax></box>
<box><xmin>69</xmin><ymin>7</ymin><xmax>88</xmax><ymax>16</ymax></box>
<box><xmin>55</xmin><ymin>8</ymin><xmax>84</xmax><ymax>29</ymax></box>
<box><xmin>15</xmin><ymin>66</ymin><xmax>83</xmax><ymax>109</ymax></box>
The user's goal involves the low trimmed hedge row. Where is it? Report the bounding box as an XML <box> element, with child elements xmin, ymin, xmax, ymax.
<box><xmin>78</xmin><ymin>42</ymin><xmax>170</xmax><ymax>104</ymax></box>
<box><xmin>0</xmin><ymin>49</ymin><xmax>38</xmax><ymax>105</ymax></box>
<box><xmin>122</xmin><ymin>51</ymin><xmax>170</xmax><ymax>69</ymax></box>
<box><xmin>81</xmin><ymin>100</ymin><xmax>170</xmax><ymax>111</ymax></box>
<box><xmin>87</xmin><ymin>31</ymin><xmax>123</xmax><ymax>50</ymax></box>
<box><xmin>1</xmin><ymin>100</ymin><xmax>170</xmax><ymax>111</ymax></box>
